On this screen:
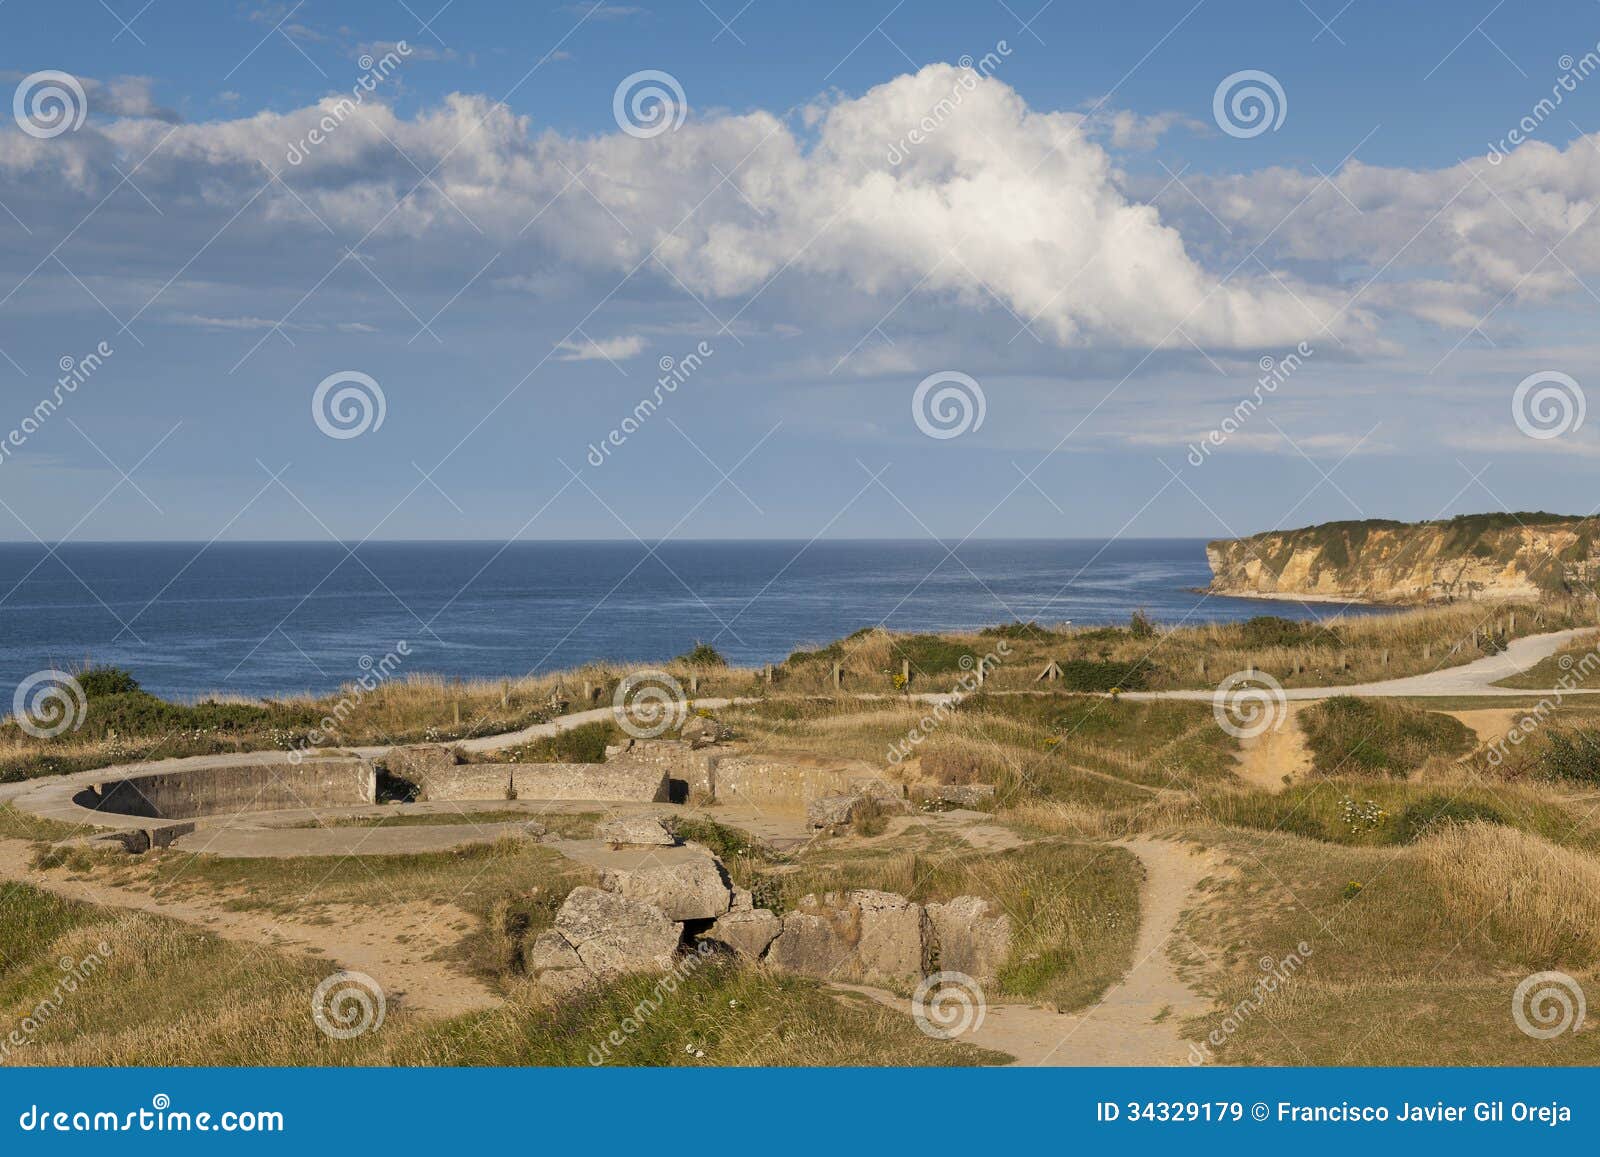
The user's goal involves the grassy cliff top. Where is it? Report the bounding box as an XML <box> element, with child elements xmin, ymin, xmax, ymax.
<box><xmin>1209</xmin><ymin>512</ymin><xmax>1592</xmax><ymax>551</ymax></box>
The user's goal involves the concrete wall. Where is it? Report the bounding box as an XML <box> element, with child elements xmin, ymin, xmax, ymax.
<box><xmin>704</xmin><ymin>755</ymin><xmax>866</xmax><ymax>810</ymax></box>
<box><xmin>411</xmin><ymin>760</ymin><xmax>671</xmax><ymax>803</ymax></box>
<box><xmin>615</xmin><ymin>740</ymin><xmax>717</xmax><ymax>797</ymax></box>
<box><xmin>92</xmin><ymin>756</ymin><xmax>375</xmax><ymax>820</ymax></box>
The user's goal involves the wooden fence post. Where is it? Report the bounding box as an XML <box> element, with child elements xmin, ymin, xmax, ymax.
<box><xmin>832</xmin><ymin>662</ymin><xmax>843</xmax><ymax>690</ymax></box>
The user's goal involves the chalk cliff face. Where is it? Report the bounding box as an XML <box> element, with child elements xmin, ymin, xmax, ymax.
<box><xmin>1205</xmin><ymin>515</ymin><xmax>1600</xmax><ymax>604</ymax></box>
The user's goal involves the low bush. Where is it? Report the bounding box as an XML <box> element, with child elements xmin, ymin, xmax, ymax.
<box><xmin>1236</xmin><ymin>615</ymin><xmax>1343</xmax><ymax>649</ymax></box>
<box><xmin>1300</xmin><ymin>696</ymin><xmax>1472</xmax><ymax>776</ymax></box>
<box><xmin>675</xmin><ymin>643</ymin><xmax>727</xmax><ymax>667</ymax></box>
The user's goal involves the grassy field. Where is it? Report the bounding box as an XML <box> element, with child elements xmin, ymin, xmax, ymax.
<box><xmin>1176</xmin><ymin>825</ymin><xmax>1600</xmax><ymax>1065</ymax></box>
<box><xmin>0</xmin><ymin>881</ymin><xmax>1005</xmax><ymax>1067</ymax></box>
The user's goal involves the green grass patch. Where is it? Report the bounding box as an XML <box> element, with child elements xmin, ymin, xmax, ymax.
<box><xmin>1299</xmin><ymin>696</ymin><xmax>1472</xmax><ymax>776</ymax></box>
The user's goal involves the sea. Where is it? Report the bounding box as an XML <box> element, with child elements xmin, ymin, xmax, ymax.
<box><xmin>0</xmin><ymin>539</ymin><xmax>1385</xmax><ymax>700</ymax></box>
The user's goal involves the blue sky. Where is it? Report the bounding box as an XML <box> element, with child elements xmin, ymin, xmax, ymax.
<box><xmin>5</xmin><ymin>0</ymin><xmax>1600</xmax><ymax>542</ymax></box>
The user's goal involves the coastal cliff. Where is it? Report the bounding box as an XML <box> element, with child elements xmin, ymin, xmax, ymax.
<box><xmin>1205</xmin><ymin>513</ymin><xmax>1600</xmax><ymax>604</ymax></box>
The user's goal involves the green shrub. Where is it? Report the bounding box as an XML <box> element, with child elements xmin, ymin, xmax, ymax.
<box><xmin>1128</xmin><ymin>610</ymin><xmax>1155</xmax><ymax>639</ymax></box>
<box><xmin>1236</xmin><ymin>615</ymin><xmax>1342</xmax><ymax>649</ymax></box>
<box><xmin>979</xmin><ymin>621</ymin><xmax>1055</xmax><ymax>640</ymax></box>
<box><xmin>1394</xmin><ymin>796</ymin><xmax>1506</xmax><ymax>844</ymax></box>
<box><xmin>1300</xmin><ymin>696</ymin><xmax>1471</xmax><ymax>776</ymax></box>
<box><xmin>74</xmin><ymin>666</ymin><xmax>141</xmax><ymax>698</ymax></box>
<box><xmin>1533</xmin><ymin>727</ymin><xmax>1600</xmax><ymax>784</ymax></box>
<box><xmin>498</xmin><ymin>720</ymin><xmax>618</xmax><ymax>764</ymax></box>
<box><xmin>675</xmin><ymin>643</ymin><xmax>727</xmax><ymax>667</ymax></box>
<box><xmin>1055</xmin><ymin>659</ymin><xmax>1152</xmax><ymax>692</ymax></box>
<box><xmin>888</xmin><ymin>635</ymin><xmax>975</xmax><ymax>675</ymax></box>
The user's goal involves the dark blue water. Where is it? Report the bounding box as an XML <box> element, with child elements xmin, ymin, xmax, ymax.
<box><xmin>0</xmin><ymin>540</ymin><xmax>1375</xmax><ymax>699</ymax></box>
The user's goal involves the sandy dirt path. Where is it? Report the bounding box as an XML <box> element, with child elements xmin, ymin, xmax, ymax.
<box><xmin>839</xmin><ymin>837</ymin><xmax>1217</xmax><ymax>1065</ymax></box>
<box><xmin>1232</xmin><ymin>703</ymin><xmax>1312</xmax><ymax>792</ymax></box>
<box><xmin>1442</xmin><ymin>707</ymin><xmax>1523</xmax><ymax>750</ymax></box>
<box><xmin>0</xmin><ymin>839</ymin><xmax>496</xmax><ymax>1017</ymax></box>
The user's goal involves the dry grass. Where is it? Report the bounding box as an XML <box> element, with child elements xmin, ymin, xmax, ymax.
<box><xmin>1174</xmin><ymin>825</ymin><xmax>1600</xmax><ymax>1065</ymax></box>
<box><xmin>1</xmin><ymin>883</ymin><xmax>1004</xmax><ymax>1067</ymax></box>
<box><xmin>773</xmin><ymin>600</ymin><xmax>1582</xmax><ymax>695</ymax></box>
<box><xmin>1412</xmin><ymin>821</ymin><xmax>1600</xmax><ymax>967</ymax></box>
